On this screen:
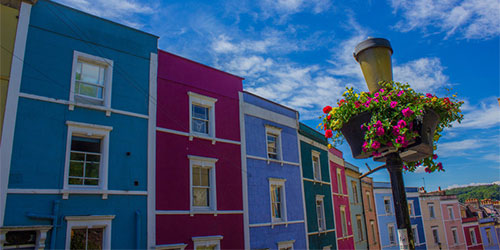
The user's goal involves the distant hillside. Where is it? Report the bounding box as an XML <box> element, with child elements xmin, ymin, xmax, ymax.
<box><xmin>446</xmin><ymin>184</ymin><xmax>500</xmax><ymax>203</ymax></box>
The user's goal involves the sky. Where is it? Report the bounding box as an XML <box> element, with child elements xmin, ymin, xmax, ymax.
<box><xmin>55</xmin><ymin>0</ymin><xmax>500</xmax><ymax>191</ymax></box>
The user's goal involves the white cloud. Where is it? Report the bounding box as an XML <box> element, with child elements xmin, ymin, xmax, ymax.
<box><xmin>454</xmin><ymin>98</ymin><xmax>500</xmax><ymax>129</ymax></box>
<box><xmin>414</xmin><ymin>165</ymin><xmax>426</xmax><ymax>173</ymax></box>
<box><xmin>437</xmin><ymin>138</ymin><xmax>483</xmax><ymax>157</ymax></box>
<box><xmin>393</xmin><ymin>57</ymin><xmax>449</xmax><ymax>92</ymax></box>
<box><xmin>390</xmin><ymin>0</ymin><xmax>500</xmax><ymax>39</ymax></box>
<box><xmin>258</xmin><ymin>0</ymin><xmax>332</xmax><ymax>20</ymax></box>
<box><xmin>446</xmin><ymin>181</ymin><xmax>500</xmax><ymax>190</ymax></box>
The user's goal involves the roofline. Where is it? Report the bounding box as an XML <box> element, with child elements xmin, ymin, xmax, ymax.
<box><xmin>242</xmin><ymin>91</ymin><xmax>298</xmax><ymax>114</ymax></box>
<box><xmin>46</xmin><ymin>0</ymin><xmax>159</xmax><ymax>38</ymax></box>
<box><xmin>159</xmin><ymin>49</ymin><xmax>244</xmax><ymax>80</ymax></box>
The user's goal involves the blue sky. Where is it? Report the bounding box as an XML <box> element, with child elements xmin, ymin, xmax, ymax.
<box><xmin>55</xmin><ymin>0</ymin><xmax>500</xmax><ymax>191</ymax></box>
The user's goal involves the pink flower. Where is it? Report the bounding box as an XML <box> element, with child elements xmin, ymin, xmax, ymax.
<box><xmin>325</xmin><ymin>129</ymin><xmax>333</xmax><ymax>138</ymax></box>
<box><xmin>376</xmin><ymin>127</ymin><xmax>385</xmax><ymax>136</ymax></box>
<box><xmin>425</xmin><ymin>167</ymin><xmax>432</xmax><ymax>173</ymax></box>
<box><xmin>432</xmin><ymin>154</ymin><xmax>438</xmax><ymax>160</ymax></box>
<box><xmin>397</xmin><ymin>120</ymin><xmax>407</xmax><ymax>128</ymax></box>
<box><xmin>372</xmin><ymin>141</ymin><xmax>381</xmax><ymax>149</ymax></box>
<box><xmin>402</xmin><ymin>141</ymin><xmax>409</xmax><ymax>148</ymax></box>
<box><xmin>397</xmin><ymin>90</ymin><xmax>404</xmax><ymax>97</ymax></box>
<box><xmin>437</xmin><ymin>162</ymin><xmax>443</xmax><ymax>171</ymax></box>
<box><xmin>392</xmin><ymin>126</ymin><xmax>400</xmax><ymax>136</ymax></box>
<box><xmin>323</xmin><ymin>106</ymin><xmax>332</xmax><ymax>114</ymax></box>
<box><xmin>383</xmin><ymin>96</ymin><xmax>388</xmax><ymax>101</ymax></box>
<box><xmin>355</xmin><ymin>101</ymin><xmax>361</xmax><ymax>108</ymax></box>
<box><xmin>373</xmin><ymin>99</ymin><xmax>379</xmax><ymax>103</ymax></box>
<box><xmin>360</xmin><ymin>124</ymin><xmax>366</xmax><ymax>130</ymax></box>
<box><xmin>396</xmin><ymin>136</ymin><xmax>405</xmax><ymax>144</ymax></box>
<box><xmin>372</xmin><ymin>151</ymin><xmax>382</xmax><ymax>157</ymax></box>
<box><xmin>402</xmin><ymin>108</ymin><xmax>414</xmax><ymax>117</ymax></box>
<box><xmin>387</xmin><ymin>141</ymin><xmax>393</xmax><ymax>147</ymax></box>
<box><xmin>390</xmin><ymin>101</ymin><xmax>398</xmax><ymax>109</ymax></box>
<box><xmin>374</xmin><ymin>92</ymin><xmax>380</xmax><ymax>98</ymax></box>
<box><xmin>380</xmin><ymin>89</ymin><xmax>385</xmax><ymax>93</ymax></box>
<box><xmin>403</xmin><ymin>165</ymin><xmax>408</xmax><ymax>170</ymax></box>
<box><xmin>362</xmin><ymin>141</ymin><xmax>368</xmax><ymax>152</ymax></box>
<box><xmin>364</xmin><ymin>99</ymin><xmax>371</xmax><ymax>107</ymax></box>
<box><xmin>426</xmin><ymin>93</ymin><xmax>433</xmax><ymax>98</ymax></box>
<box><xmin>367</xmin><ymin>125</ymin><xmax>372</xmax><ymax>130</ymax></box>
<box><xmin>374</xmin><ymin>120</ymin><xmax>383</xmax><ymax>128</ymax></box>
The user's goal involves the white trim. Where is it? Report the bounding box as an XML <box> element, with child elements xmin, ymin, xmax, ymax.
<box><xmin>303</xmin><ymin>177</ymin><xmax>331</xmax><ymax>185</ymax></box>
<box><xmin>469</xmin><ymin>227</ymin><xmax>478</xmax><ymax>246</ymax></box>
<box><xmin>242</xmin><ymin>102</ymin><xmax>298</xmax><ymax>129</ymax></box>
<box><xmin>63</xmin><ymin>121</ymin><xmax>112</xmax><ymax>193</ymax></box>
<box><xmin>69</xmin><ymin>51</ymin><xmax>113</xmax><ymax>115</ymax></box>
<box><xmin>265</xmin><ymin>125</ymin><xmax>283</xmax><ymax>164</ymax></box>
<box><xmin>307</xmin><ymin>228</ymin><xmax>336</xmax><ymax>235</ymax></box>
<box><xmin>296</xmin><ymin>129</ymin><xmax>310</xmax><ymax>250</ymax></box>
<box><xmin>269</xmin><ymin>178</ymin><xmax>287</xmax><ymax>227</ymax></box>
<box><xmin>298</xmin><ymin>135</ymin><xmax>328</xmax><ymax>151</ymax></box>
<box><xmin>340</xmin><ymin>205</ymin><xmax>348</xmax><ymax>237</ymax></box>
<box><xmin>408</xmin><ymin>200</ymin><xmax>415</xmax><ymax>217</ymax></box>
<box><xmin>238</xmin><ymin>92</ymin><xmax>250</xmax><ymax>250</ymax></box>
<box><xmin>155</xmin><ymin>243</ymin><xmax>187</xmax><ymax>250</ymax></box>
<box><xmin>8</xmin><ymin>188</ymin><xmax>146</xmax><ymax>196</ymax></box>
<box><xmin>156</xmin><ymin>127</ymin><xmax>240</xmax><ymax>145</ymax></box>
<box><xmin>336</xmin><ymin>168</ymin><xmax>343</xmax><ymax>195</ymax></box>
<box><xmin>246</xmin><ymin>155</ymin><xmax>300</xmax><ymax>166</ymax></box>
<box><xmin>383</xmin><ymin>196</ymin><xmax>393</xmax><ymax>215</ymax></box>
<box><xmin>387</xmin><ymin>223</ymin><xmax>396</xmax><ymax>246</ymax></box>
<box><xmin>439</xmin><ymin>199</ymin><xmax>459</xmax><ymax>205</ymax></box>
<box><xmin>451</xmin><ymin>226</ymin><xmax>459</xmax><ymax>246</ymax></box>
<box><xmin>277</xmin><ymin>239</ymin><xmax>295</xmax><ymax>250</ymax></box>
<box><xmin>337</xmin><ymin>235</ymin><xmax>355</xmax><ymax>241</ymax></box>
<box><xmin>412</xmin><ymin>224</ymin><xmax>419</xmax><ymax>245</ymax></box>
<box><xmin>248</xmin><ymin>220</ymin><xmax>305</xmax><ymax>228</ymax></box>
<box><xmin>19</xmin><ymin>92</ymin><xmax>149</xmax><ymax>119</ymax></box>
<box><xmin>311</xmin><ymin>150</ymin><xmax>322</xmax><ymax>182</ymax></box>
<box><xmin>447</xmin><ymin>205</ymin><xmax>455</xmax><ymax>220</ymax></box>
<box><xmin>405</xmin><ymin>192</ymin><xmax>420</xmax><ymax>198</ymax></box>
<box><xmin>316</xmin><ymin>195</ymin><xmax>326</xmax><ymax>232</ymax></box>
<box><xmin>156</xmin><ymin>210</ymin><xmax>243</xmax><ymax>215</ymax></box>
<box><xmin>0</xmin><ymin>225</ymin><xmax>52</xmax><ymax>249</ymax></box>
<box><xmin>0</xmin><ymin>1</ymin><xmax>31</xmax><ymax>226</ymax></box>
<box><xmin>189</xmin><ymin>156</ymin><xmax>218</xmax><ymax>214</ymax></box>
<box><xmin>188</xmin><ymin>91</ymin><xmax>217</xmax><ymax>143</ymax></box>
<box><xmin>192</xmin><ymin>235</ymin><xmax>223</xmax><ymax>250</ymax></box>
<box><xmin>65</xmin><ymin>215</ymin><xmax>115</xmax><ymax>250</ymax></box>
<box><xmin>147</xmin><ymin>52</ymin><xmax>157</xmax><ymax>250</ymax></box>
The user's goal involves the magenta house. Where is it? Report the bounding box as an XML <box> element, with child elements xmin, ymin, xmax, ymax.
<box><xmin>154</xmin><ymin>50</ymin><xmax>245</xmax><ymax>249</ymax></box>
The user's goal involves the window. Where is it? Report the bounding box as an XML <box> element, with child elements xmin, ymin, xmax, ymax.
<box><xmin>448</xmin><ymin>206</ymin><xmax>454</xmax><ymax>220</ymax></box>
<box><xmin>340</xmin><ymin>206</ymin><xmax>348</xmax><ymax>237</ymax></box>
<box><xmin>337</xmin><ymin>169</ymin><xmax>343</xmax><ymax>194</ymax></box>
<box><xmin>189</xmin><ymin>155</ymin><xmax>217</xmax><ymax>211</ymax></box>
<box><xmin>352</xmin><ymin>181</ymin><xmax>359</xmax><ymax>203</ymax></box>
<box><xmin>269</xmin><ymin>178</ymin><xmax>287</xmax><ymax>222</ymax></box>
<box><xmin>277</xmin><ymin>240</ymin><xmax>295</xmax><ymax>250</ymax></box>
<box><xmin>65</xmin><ymin>215</ymin><xmax>114</xmax><ymax>250</ymax></box>
<box><xmin>312</xmin><ymin>151</ymin><xmax>321</xmax><ymax>181</ymax></box>
<box><xmin>322</xmin><ymin>246</ymin><xmax>331</xmax><ymax>250</ymax></box>
<box><xmin>316</xmin><ymin>195</ymin><xmax>326</xmax><ymax>232</ymax></box>
<box><xmin>64</xmin><ymin>121</ymin><xmax>112</xmax><ymax>191</ymax></box>
<box><xmin>428</xmin><ymin>203</ymin><xmax>435</xmax><ymax>218</ymax></box>
<box><xmin>469</xmin><ymin>228</ymin><xmax>477</xmax><ymax>245</ymax></box>
<box><xmin>451</xmin><ymin>227</ymin><xmax>459</xmax><ymax>245</ymax></box>
<box><xmin>412</xmin><ymin>225</ymin><xmax>419</xmax><ymax>245</ymax></box>
<box><xmin>192</xmin><ymin>236</ymin><xmax>222</xmax><ymax>250</ymax></box>
<box><xmin>0</xmin><ymin>226</ymin><xmax>52</xmax><ymax>250</ymax></box>
<box><xmin>388</xmin><ymin>224</ymin><xmax>395</xmax><ymax>245</ymax></box>
<box><xmin>408</xmin><ymin>200</ymin><xmax>414</xmax><ymax>217</ymax></box>
<box><xmin>370</xmin><ymin>220</ymin><xmax>377</xmax><ymax>244</ymax></box>
<box><xmin>356</xmin><ymin>215</ymin><xmax>363</xmax><ymax>241</ymax></box>
<box><xmin>156</xmin><ymin>243</ymin><xmax>188</xmax><ymax>250</ymax></box>
<box><xmin>431</xmin><ymin>226</ymin><xmax>440</xmax><ymax>244</ymax></box>
<box><xmin>265</xmin><ymin>125</ymin><xmax>282</xmax><ymax>161</ymax></box>
<box><xmin>189</xmin><ymin>92</ymin><xmax>217</xmax><ymax>138</ymax></box>
<box><xmin>366</xmin><ymin>192</ymin><xmax>372</xmax><ymax>211</ymax></box>
<box><xmin>485</xmin><ymin>228</ymin><xmax>493</xmax><ymax>245</ymax></box>
<box><xmin>384</xmin><ymin>197</ymin><xmax>392</xmax><ymax>214</ymax></box>
<box><xmin>70</xmin><ymin>51</ymin><xmax>113</xmax><ymax>109</ymax></box>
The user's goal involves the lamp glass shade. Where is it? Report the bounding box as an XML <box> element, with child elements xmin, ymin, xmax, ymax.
<box><xmin>354</xmin><ymin>39</ymin><xmax>393</xmax><ymax>93</ymax></box>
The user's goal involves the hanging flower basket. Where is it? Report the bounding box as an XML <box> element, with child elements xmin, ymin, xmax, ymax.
<box><xmin>321</xmin><ymin>81</ymin><xmax>463</xmax><ymax>173</ymax></box>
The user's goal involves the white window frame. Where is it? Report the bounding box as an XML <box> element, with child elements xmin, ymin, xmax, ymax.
<box><xmin>412</xmin><ymin>225</ymin><xmax>419</xmax><ymax>245</ymax></box>
<box><xmin>340</xmin><ymin>205</ymin><xmax>348</xmax><ymax>237</ymax></box>
<box><xmin>352</xmin><ymin>181</ymin><xmax>359</xmax><ymax>203</ymax></box>
<box><xmin>63</xmin><ymin>121</ymin><xmax>112</xmax><ymax>192</ymax></box>
<box><xmin>370</xmin><ymin>220</ymin><xmax>377</xmax><ymax>244</ymax></box>
<box><xmin>269</xmin><ymin>178</ymin><xmax>287</xmax><ymax>224</ymax></box>
<box><xmin>188</xmin><ymin>92</ymin><xmax>217</xmax><ymax>141</ymax></box>
<box><xmin>408</xmin><ymin>200</ymin><xmax>415</xmax><ymax>217</ymax></box>
<box><xmin>388</xmin><ymin>223</ymin><xmax>396</xmax><ymax>245</ymax></box>
<box><xmin>356</xmin><ymin>215</ymin><xmax>363</xmax><ymax>241</ymax></box>
<box><xmin>189</xmin><ymin>155</ymin><xmax>218</xmax><ymax>213</ymax></box>
<box><xmin>366</xmin><ymin>192</ymin><xmax>372</xmax><ymax>211</ymax></box>
<box><xmin>64</xmin><ymin>215</ymin><xmax>114</xmax><ymax>250</ymax></box>
<box><xmin>69</xmin><ymin>51</ymin><xmax>113</xmax><ymax>114</ymax></box>
<box><xmin>156</xmin><ymin>243</ymin><xmax>188</xmax><ymax>250</ymax></box>
<box><xmin>322</xmin><ymin>246</ymin><xmax>332</xmax><ymax>250</ymax></box>
<box><xmin>316</xmin><ymin>195</ymin><xmax>326</xmax><ymax>232</ymax></box>
<box><xmin>447</xmin><ymin>205</ymin><xmax>454</xmax><ymax>220</ymax></box>
<box><xmin>0</xmin><ymin>226</ymin><xmax>52</xmax><ymax>250</ymax></box>
<box><xmin>192</xmin><ymin>235</ymin><xmax>223</xmax><ymax>250</ymax></box>
<box><xmin>311</xmin><ymin>150</ymin><xmax>321</xmax><ymax>181</ymax></box>
<box><xmin>428</xmin><ymin>203</ymin><xmax>435</xmax><ymax>219</ymax></box>
<box><xmin>469</xmin><ymin>228</ymin><xmax>477</xmax><ymax>245</ymax></box>
<box><xmin>451</xmin><ymin>226</ymin><xmax>459</xmax><ymax>245</ymax></box>
<box><xmin>431</xmin><ymin>226</ymin><xmax>440</xmax><ymax>245</ymax></box>
<box><xmin>336</xmin><ymin>168</ymin><xmax>343</xmax><ymax>194</ymax></box>
<box><xmin>277</xmin><ymin>240</ymin><xmax>295</xmax><ymax>250</ymax></box>
<box><xmin>485</xmin><ymin>228</ymin><xmax>493</xmax><ymax>245</ymax></box>
<box><xmin>384</xmin><ymin>197</ymin><xmax>392</xmax><ymax>215</ymax></box>
<box><xmin>265</xmin><ymin>125</ymin><xmax>283</xmax><ymax>163</ymax></box>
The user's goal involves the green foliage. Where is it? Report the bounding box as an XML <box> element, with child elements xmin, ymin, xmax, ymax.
<box><xmin>446</xmin><ymin>184</ymin><xmax>500</xmax><ymax>203</ymax></box>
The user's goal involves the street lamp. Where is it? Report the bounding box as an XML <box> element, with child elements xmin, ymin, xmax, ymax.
<box><xmin>354</xmin><ymin>37</ymin><xmax>415</xmax><ymax>250</ymax></box>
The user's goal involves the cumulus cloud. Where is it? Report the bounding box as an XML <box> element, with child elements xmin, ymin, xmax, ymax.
<box><xmin>454</xmin><ymin>98</ymin><xmax>500</xmax><ymax>129</ymax></box>
<box><xmin>446</xmin><ymin>181</ymin><xmax>500</xmax><ymax>190</ymax></box>
<box><xmin>390</xmin><ymin>0</ymin><xmax>500</xmax><ymax>39</ymax></box>
<box><xmin>393</xmin><ymin>58</ymin><xmax>449</xmax><ymax>92</ymax></box>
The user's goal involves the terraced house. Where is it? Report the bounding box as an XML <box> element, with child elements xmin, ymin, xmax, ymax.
<box><xmin>299</xmin><ymin>123</ymin><xmax>336</xmax><ymax>249</ymax></box>
<box><xmin>0</xmin><ymin>0</ymin><xmax>158</xmax><ymax>248</ymax></box>
<box><xmin>344</xmin><ymin>162</ymin><xmax>368</xmax><ymax>250</ymax></box>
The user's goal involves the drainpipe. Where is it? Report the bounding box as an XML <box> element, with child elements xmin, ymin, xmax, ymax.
<box><xmin>136</xmin><ymin>210</ymin><xmax>141</xmax><ymax>250</ymax></box>
<box><xmin>359</xmin><ymin>179</ymin><xmax>370</xmax><ymax>250</ymax></box>
<box><xmin>26</xmin><ymin>200</ymin><xmax>60</xmax><ymax>250</ymax></box>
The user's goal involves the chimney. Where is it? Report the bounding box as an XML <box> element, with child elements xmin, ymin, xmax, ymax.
<box><xmin>438</xmin><ymin>186</ymin><xmax>441</xmax><ymax>191</ymax></box>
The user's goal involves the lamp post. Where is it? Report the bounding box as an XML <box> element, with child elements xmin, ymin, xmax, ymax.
<box><xmin>354</xmin><ymin>38</ymin><xmax>415</xmax><ymax>250</ymax></box>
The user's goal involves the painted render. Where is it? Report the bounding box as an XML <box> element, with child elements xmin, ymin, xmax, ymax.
<box><xmin>361</xmin><ymin>176</ymin><xmax>381</xmax><ymax>250</ymax></box>
<box><xmin>242</xmin><ymin>92</ymin><xmax>307</xmax><ymax>250</ymax></box>
<box><xmin>344</xmin><ymin>162</ymin><xmax>368</xmax><ymax>250</ymax></box>
<box><xmin>155</xmin><ymin>50</ymin><xmax>245</xmax><ymax>249</ymax></box>
<box><xmin>419</xmin><ymin>192</ymin><xmax>449</xmax><ymax>249</ymax></box>
<box><xmin>479</xmin><ymin>217</ymin><xmax>500</xmax><ymax>250</ymax></box>
<box><xmin>373</xmin><ymin>183</ymin><xmax>427</xmax><ymax>250</ymax></box>
<box><xmin>299</xmin><ymin>123</ymin><xmax>336</xmax><ymax>250</ymax></box>
<box><xmin>440</xmin><ymin>196</ymin><xmax>467</xmax><ymax>249</ymax></box>
<box><xmin>462</xmin><ymin>217</ymin><xmax>484</xmax><ymax>250</ymax></box>
<box><xmin>329</xmin><ymin>147</ymin><xmax>355</xmax><ymax>250</ymax></box>
<box><xmin>0</xmin><ymin>0</ymin><xmax>158</xmax><ymax>248</ymax></box>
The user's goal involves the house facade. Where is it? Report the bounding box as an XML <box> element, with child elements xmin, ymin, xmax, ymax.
<box><xmin>479</xmin><ymin>217</ymin><xmax>500</xmax><ymax>250</ymax></box>
<box><xmin>440</xmin><ymin>194</ymin><xmax>467</xmax><ymax>249</ymax></box>
<box><xmin>344</xmin><ymin>162</ymin><xmax>368</xmax><ymax>250</ymax></box>
<box><xmin>462</xmin><ymin>217</ymin><xmax>484</xmax><ymax>250</ymax></box>
<box><xmin>299</xmin><ymin>123</ymin><xmax>336</xmax><ymax>249</ymax></box>
<box><xmin>361</xmin><ymin>176</ymin><xmax>381</xmax><ymax>250</ymax></box>
<box><xmin>155</xmin><ymin>51</ymin><xmax>245</xmax><ymax>249</ymax></box>
<box><xmin>241</xmin><ymin>92</ymin><xmax>307</xmax><ymax>249</ymax></box>
<box><xmin>373</xmin><ymin>183</ymin><xmax>427</xmax><ymax>249</ymax></box>
<box><xmin>329</xmin><ymin>148</ymin><xmax>355</xmax><ymax>249</ymax></box>
<box><xmin>419</xmin><ymin>190</ymin><xmax>449</xmax><ymax>249</ymax></box>
<box><xmin>0</xmin><ymin>0</ymin><xmax>158</xmax><ymax>248</ymax></box>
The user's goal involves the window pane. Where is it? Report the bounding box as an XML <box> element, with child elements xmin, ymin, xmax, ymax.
<box><xmin>70</xmin><ymin>228</ymin><xmax>87</xmax><ymax>250</ymax></box>
<box><xmin>86</xmin><ymin>154</ymin><xmax>101</xmax><ymax>163</ymax></box>
<box><xmin>69</xmin><ymin>178</ymin><xmax>83</xmax><ymax>185</ymax></box>
<box><xmin>192</xmin><ymin>167</ymin><xmax>201</xmax><ymax>186</ymax></box>
<box><xmin>69</xmin><ymin>162</ymin><xmax>84</xmax><ymax>177</ymax></box>
<box><xmin>5</xmin><ymin>230</ymin><xmax>37</xmax><ymax>247</ymax></box>
<box><xmin>200</xmin><ymin>168</ymin><xmax>209</xmax><ymax>186</ymax></box>
<box><xmin>85</xmin><ymin>163</ymin><xmax>100</xmax><ymax>178</ymax></box>
<box><xmin>70</xmin><ymin>152</ymin><xmax>85</xmax><ymax>161</ymax></box>
<box><xmin>192</xmin><ymin>105</ymin><xmax>208</xmax><ymax>120</ymax></box>
<box><xmin>76</xmin><ymin>62</ymin><xmax>82</xmax><ymax>81</ymax></box>
<box><xmin>192</xmin><ymin>119</ymin><xmax>208</xmax><ymax>134</ymax></box>
<box><xmin>80</xmin><ymin>62</ymin><xmax>102</xmax><ymax>85</ymax></box>
<box><xmin>84</xmin><ymin>179</ymin><xmax>99</xmax><ymax>186</ymax></box>
<box><xmin>274</xmin><ymin>203</ymin><xmax>281</xmax><ymax>218</ymax></box>
<box><xmin>71</xmin><ymin>137</ymin><xmax>101</xmax><ymax>153</ymax></box>
<box><xmin>193</xmin><ymin>187</ymin><xmax>208</xmax><ymax>206</ymax></box>
<box><xmin>87</xmin><ymin>228</ymin><xmax>104</xmax><ymax>250</ymax></box>
<box><xmin>196</xmin><ymin>246</ymin><xmax>216</xmax><ymax>250</ymax></box>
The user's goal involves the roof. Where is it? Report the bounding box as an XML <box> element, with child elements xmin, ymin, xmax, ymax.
<box><xmin>299</xmin><ymin>122</ymin><xmax>328</xmax><ymax>145</ymax></box>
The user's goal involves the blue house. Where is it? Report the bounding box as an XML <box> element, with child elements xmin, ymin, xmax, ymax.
<box><xmin>0</xmin><ymin>0</ymin><xmax>158</xmax><ymax>248</ymax></box>
<box><xmin>240</xmin><ymin>91</ymin><xmax>307</xmax><ymax>249</ymax></box>
<box><xmin>373</xmin><ymin>182</ymin><xmax>427</xmax><ymax>249</ymax></box>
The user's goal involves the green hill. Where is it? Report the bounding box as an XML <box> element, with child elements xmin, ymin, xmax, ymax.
<box><xmin>446</xmin><ymin>184</ymin><xmax>500</xmax><ymax>203</ymax></box>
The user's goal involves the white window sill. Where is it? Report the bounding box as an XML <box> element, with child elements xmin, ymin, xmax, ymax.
<box><xmin>271</xmin><ymin>219</ymin><xmax>290</xmax><ymax>228</ymax></box>
<box><xmin>266</xmin><ymin>158</ymin><xmax>285</xmax><ymax>166</ymax></box>
<box><xmin>190</xmin><ymin>208</ymin><xmax>217</xmax><ymax>216</ymax></box>
<box><xmin>69</xmin><ymin>102</ymin><xmax>112</xmax><ymax>116</ymax></box>
<box><xmin>189</xmin><ymin>132</ymin><xmax>216</xmax><ymax>144</ymax></box>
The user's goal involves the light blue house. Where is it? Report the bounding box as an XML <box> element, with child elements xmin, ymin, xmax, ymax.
<box><xmin>0</xmin><ymin>0</ymin><xmax>158</xmax><ymax>248</ymax></box>
<box><xmin>345</xmin><ymin>162</ymin><xmax>368</xmax><ymax>250</ymax></box>
<box><xmin>240</xmin><ymin>91</ymin><xmax>307</xmax><ymax>250</ymax></box>
<box><xmin>479</xmin><ymin>217</ymin><xmax>500</xmax><ymax>250</ymax></box>
<box><xmin>373</xmin><ymin>182</ymin><xmax>427</xmax><ymax>249</ymax></box>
